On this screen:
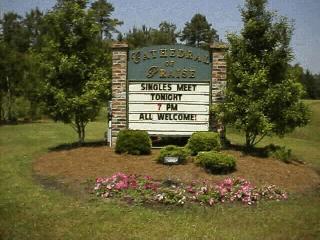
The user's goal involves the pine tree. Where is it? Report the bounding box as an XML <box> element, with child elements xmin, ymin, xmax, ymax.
<box><xmin>180</xmin><ymin>14</ymin><xmax>218</xmax><ymax>48</ymax></box>
<box><xmin>90</xmin><ymin>0</ymin><xmax>123</xmax><ymax>39</ymax></box>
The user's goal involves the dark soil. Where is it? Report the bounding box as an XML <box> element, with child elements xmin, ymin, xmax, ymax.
<box><xmin>33</xmin><ymin>147</ymin><xmax>320</xmax><ymax>193</ymax></box>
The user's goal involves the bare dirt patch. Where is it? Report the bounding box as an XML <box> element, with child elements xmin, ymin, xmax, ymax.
<box><xmin>33</xmin><ymin>147</ymin><xmax>320</xmax><ymax>193</ymax></box>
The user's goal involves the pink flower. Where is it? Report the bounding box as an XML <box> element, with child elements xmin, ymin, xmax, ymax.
<box><xmin>224</xmin><ymin>178</ymin><xmax>233</xmax><ymax>186</ymax></box>
<box><xmin>144</xmin><ymin>175</ymin><xmax>152</xmax><ymax>180</ymax></box>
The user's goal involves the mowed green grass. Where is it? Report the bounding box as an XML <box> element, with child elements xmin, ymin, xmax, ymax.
<box><xmin>1</xmin><ymin>102</ymin><xmax>320</xmax><ymax>240</ymax></box>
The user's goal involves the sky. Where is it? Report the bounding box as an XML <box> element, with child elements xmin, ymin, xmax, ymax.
<box><xmin>1</xmin><ymin>0</ymin><xmax>319</xmax><ymax>74</ymax></box>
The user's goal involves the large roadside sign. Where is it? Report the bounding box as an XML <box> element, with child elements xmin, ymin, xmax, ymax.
<box><xmin>127</xmin><ymin>45</ymin><xmax>211</xmax><ymax>136</ymax></box>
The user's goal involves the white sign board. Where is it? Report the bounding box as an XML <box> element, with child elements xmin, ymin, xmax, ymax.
<box><xmin>164</xmin><ymin>156</ymin><xmax>179</xmax><ymax>164</ymax></box>
<box><xmin>128</xmin><ymin>82</ymin><xmax>210</xmax><ymax>136</ymax></box>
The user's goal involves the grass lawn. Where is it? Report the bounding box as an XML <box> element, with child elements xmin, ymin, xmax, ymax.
<box><xmin>1</xmin><ymin>101</ymin><xmax>320</xmax><ymax>240</ymax></box>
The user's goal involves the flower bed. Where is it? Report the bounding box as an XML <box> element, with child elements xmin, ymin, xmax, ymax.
<box><xmin>94</xmin><ymin>173</ymin><xmax>288</xmax><ymax>206</ymax></box>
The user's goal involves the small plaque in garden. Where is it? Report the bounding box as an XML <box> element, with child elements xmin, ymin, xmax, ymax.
<box><xmin>164</xmin><ymin>156</ymin><xmax>179</xmax><ymax>164</ymax></box>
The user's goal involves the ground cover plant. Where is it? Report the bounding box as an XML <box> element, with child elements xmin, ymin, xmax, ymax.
<box><xmin>1</xmin><ymin>100</ymin><xmax>320</xmax><ymax>240</ymax></box>
<box><xmin>266</xmin><ymin>144</ymin><xmax>295</xmax><ymax>163</ymax></box>
<box><xmin>93</xmin><ymin>173</ymin><xmax>287</xmax><ymax>206</ymax></box>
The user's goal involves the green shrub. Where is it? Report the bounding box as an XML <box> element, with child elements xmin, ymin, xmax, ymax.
<box><xmin>156</xmin><ymin>145</ymin><xmax>190</xmax><ymax>164</ymax></box>
<box><xmin>186</xmin><ymin>132</ymin><xmax>221</xmax><ymax>155</ymax></box>
<box><xmin>115</xmin><ymin>130</ymin><xmax>151</xmax><ymax>155</ymax></box>
<box><xmin>267</xmin><ymin>145</ymin><xmax>293</xmax><ymax>163</ymax></box>
<box><xmin>196</xmin><ymin>151</ymin><xmax>236</xmax><ymax>173</ymax></box>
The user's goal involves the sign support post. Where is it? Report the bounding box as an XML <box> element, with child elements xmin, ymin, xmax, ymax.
<box><xmin>210</xmin><ymin>43</ymin><xmax>228</xmax><ymax>140</ymax></box>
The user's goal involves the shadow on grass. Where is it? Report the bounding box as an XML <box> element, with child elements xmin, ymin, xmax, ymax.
<box><xmin>0</xmin><ymin>119</ymin><xmax>50</xmax><ymax>126</ymax></box>
<box><xmin>228</xmin><ymin>144</ymin><xmax>270</xmax><ymax>158</ymax></box>
<box><xmin>33</xmin><ymin>173</ymin><xmax>95</xmax><ymax>200</ymax></box>
<box><xmin>228</xmin><ymin>143</ymin><xmax>304</xmax><ymax>165</ymax></box>
<box><xmin>49</xmin><ymin>140</ymin><xmax>107</xmax><ymax>152</ymax></box>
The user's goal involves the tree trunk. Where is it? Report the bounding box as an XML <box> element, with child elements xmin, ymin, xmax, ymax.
<box><xmin>30</xmin><ymin>100</ymin><xmax>38</xmax><ymax>121</ymax></box>
<box><xmin>0</xmin><ymin>95</ymin><xmax>4</xmax><ymax>123</ymax></box>
<box><xmin>245</xmin><ymin>131</ymin><xmax>258</xmax><ymax>150</ymax></box>
<box><xmin>6</xmin><ymin>76</ymin><xmax>14</xmax><ymax>122</ymax></box>
<box><xmin>245</xmin><ymin>131</ymin><xmax>253</xmax><ymax>150</ymax></box>
<box><xmin>75</xmin><ymin>117</ymin><xmax>86</xmax><ymax>145</ymax></box>
<box><xmin>80</xmin><ymin>121</ymin><xmax>85</xmax><ymax>144</ymax></box>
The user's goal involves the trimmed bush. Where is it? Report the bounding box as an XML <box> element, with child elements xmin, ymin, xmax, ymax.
<box><xmin>196</xmin><ymin>151</ymin><xmax>236</xmax><ymax>173</ymax></box>
<box><xmin>115</xmin><ymin>130</ymin><xmax>151</xmax><ymax>155</ymax></box>
<box><xmin>186</xmin><ymin>132</ymin><xmax>221</xmax><ymax>155</ymax></box>
<box><xmin>156</xmin><ymin>145</ymin><xmax>190</xmax><ymax>164</ymax></box>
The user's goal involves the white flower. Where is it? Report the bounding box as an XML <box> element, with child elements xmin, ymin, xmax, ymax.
<box><xmin>94</xmin><ymin>183</ymin><xmax>101</xmax><ymax>190</ymax></box>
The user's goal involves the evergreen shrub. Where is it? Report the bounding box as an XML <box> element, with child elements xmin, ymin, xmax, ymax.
<box><xmin>186</xmin><ymin>132</ymin><xmax>221</xmax><ymax>155</ymax></box>
<box><xmin>115</xmin><ymin>130</ymin><xmax>151</xmax><ymax>155</ymax></box>
<box><xmin>156</xmin><ymin>145</ymin><xmax>190</xmax><ymax>164</ymax></box>
<box><xmin>196</xmin><ymin>151</ymin><xmax>236</xmax><ymax>173</ymax></box>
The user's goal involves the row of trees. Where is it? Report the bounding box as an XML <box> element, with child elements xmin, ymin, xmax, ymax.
<box><xmin>0</xmin><ymin>0</ymin><xmax>316</xmax><ymax>146</ymax></box>
<box><xmin>122</xmin><ymin>14</ymin><xmax>218</xmax><ymax>49</ymax></box>
<box><xmin>0</xmin><ymin>0</ymin><xmax>220</xmax><ymax>142</ymax></box>
<box><xmin>0</xmin><ymin>0</ymin><xmax>121</xmax><ymax>143</ymax></box>
<box><xmin>290</xmin><ymin>65</ymin><xmax>320</xmax><ymax>99</ymax></box>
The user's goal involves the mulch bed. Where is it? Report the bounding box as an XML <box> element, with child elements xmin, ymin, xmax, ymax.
<box><xmin>33</xmin><ymin>147</ymin><xmax>320</xmax><ymax>193</ymax></box>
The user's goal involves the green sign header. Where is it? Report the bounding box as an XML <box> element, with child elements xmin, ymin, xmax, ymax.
<box><xmin>128</xmin><ymin>45</ymin><xmax>211</xmax><ymax>82</ymax></box>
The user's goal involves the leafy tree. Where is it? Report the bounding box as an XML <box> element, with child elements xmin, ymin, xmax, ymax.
<box><xmin>301</xmin><ymin>70</ymin><xmax>320</xmax><ymax>99</ymax></box>
<box><xmin>21</xmin><ymin>9</ymin><xmax>47</xmax><ymax>120</ymax></box>
<box><xmin>38</xmin><ymin>0</ymin><xmax>113</xmax><ymax>143</ymax></box>
<box><xmin>0</xmin><ymin>12</ymin><xmax>29</xmax><ymax>51</ymax></box>
<box><xmin>125</xmin><ymin>22</ymin><xmax>178</xmax><ymax>48</ymax></box>
<box><xmin>288</xmin><ymin>64</ymin><xmax>320</xmax><ymax>99</ymax></box>
<box><xmin>0</xmin><ymin>41</ymin><xmax>27</xmax><ymax>122</ymax></box>
<box><xmin>117</xmin><ymin>32</ymin><xmax>124</xmax><ymax>42</ymax></box>
<box><xmin>151</xmin><ymin>21</ymin><xmax>178</xmax><ymax>45</ymax></box>
<box><xmin>0</xmin><ymin>12</ymin><xmax>29</xmax><ymax>122</ymax></box>
<box><xmin>314</xmin><ymin>74</ymin><xmax>320</xmax><ymax>98</ymax></box>
<box><xmin>90</xmin><ymin>0</ymin><xmax>123</xmax><ymax>39</ymax></box>
<box><xmin>22</xmin><ymin>51</ymin><xmax>46</xmax><ymax>120</ymax></box>
<box><xmin>180</xmin><ymin>13</ymin><xmax>218</xmax><ymax>48</ymax></box>
<box><xmin>23</xmin><ymin>8</ymin><xmax>44</xmax><ymax>50</ymax></box>
<box><xmin>125</xmin><ymin>25</ymin><xmax>152</xmax><ymax>48</ymax></box>
<box><xmin>220</xmin><ymin>0</ymin><xmax>309</xmax><ymax>148</ymax></box>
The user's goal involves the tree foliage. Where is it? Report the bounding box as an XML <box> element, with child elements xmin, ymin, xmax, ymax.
<box><xmin>0</xmin><ymin>0</ymin><xmax>120</xmax><ymax>134</ymax></box>
<box><xmin>288</xmin><ymin>64</ymin><xmax>320</xmax><ymax>99</ymax></box>
<box><xmin>125</xmin><ymin>21</ymin><xmax>178</xmax><ymax>48</ymax></box>
<box><xmin>38</xmin><ymin>0</ymin><xmax>117</xmax><ymax>143</ymax></box>
<box><xmin>23</xmin><ymin>8</ymin><xmax>44</xmax><ymax>50</ymax></box>
<box><xmin>301</xmin><ymin>70</ymin><xmax>320</xmax><ymax>99</ymax></box>
<box><xmin>0</xmin><ymin>12</ymin><xmax>29</xmax><ymax>122</ymax></box>
<box><xmin>180</xmin><ymin>13</ymin><xmax>218</xmax><ymax>48</ymax></box>
<box><xmin>90</xmin><ymin>0</ymin><xmax>123</xmax><ymax>39</ymax></box>
<box><xmin>220</xmin><ymin>0</ymin><xmax>309</xmax><ymax>148</ymax></box>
